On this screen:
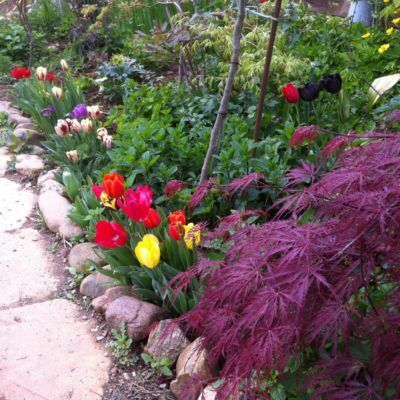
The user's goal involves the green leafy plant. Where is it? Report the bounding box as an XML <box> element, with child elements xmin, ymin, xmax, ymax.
<box><xmin>107</xmin><ymin>322</ymin><xmax>138</xmax><ymax>366</ymax></box>
<box><xmin>141</xmin><ymin>353</ymin><xmax>173</xmax><ymax>377</ymax></box>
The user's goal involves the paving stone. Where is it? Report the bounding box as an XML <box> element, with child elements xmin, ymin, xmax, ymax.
<box><xmin>15</xmin><ymin>154</ymin><xmax>45</xmax><ymax>176</ymax></box>
<box><xmin>0</xmin><ymin>178</ymin><xmax>36</xmax><ymax>232</ymax></box>
<box><xmin>0</xmin><ymin>100</ymin><xmax>11</xmax><ymax>112</ymax></box>
<box><xmin>0</xmin><ymin>153</ymin><xmax>12</xmax><ymax>177</ymax></box>
<box><xmin>0</xmin><ymin>228</ymin><xmax>58</xmax><ymax>308</ymax></box>
<box><xmin>0</xmin><ymin>299</ymin><xmax>111</xmax><ymax>400</ymax></box>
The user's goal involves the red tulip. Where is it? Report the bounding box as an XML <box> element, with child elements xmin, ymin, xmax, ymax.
<box><xmin>10</xmin><ymin>67</ymin><xmax>31</xmax><ymax>80</ymax></box>
<box><xmin>169</xmin><ymin>223</ymin><xmax>185</xmax><ymax>240</ymax></box>
<box><xmin>282</xmin><ymin>83</ymin><xmax>300</xmax><ymax>103</ymax></box>
<box><xmin>93</xmin><ymin>220</ymin><xmax>128</xmax><ymax>248</ymax></box>
<box><xmin>143</xmin><ymin>208</ymin><xmax>161</xmax><ymax>229</ymax></box>
<box><xmin>169</xmin><ymin>210</ymin><xmax>186</xmax><ymax>226</ymax></box>
<box><xmin>117</xmin><ymin>185</ymin><xmax>153</xmax><ymax>222</ymax></box>
<box><xmin>91</xmin><ymin>184</ymin><xmax>103</xmax><ymax>199</ymax></box>
<box><xmin>165</xmin><ymin>180</ymin><xmax>185</xmax><ymax>197</ymax></box>
<box><xmin>46</xmin><ymin>72</ymin><xmax>56</xmax><ymax>82</ymax></box>
<box><xmin>102</xmin><ymin>173</ymin><xmax>125</xmax><ymax>198</ymax></box>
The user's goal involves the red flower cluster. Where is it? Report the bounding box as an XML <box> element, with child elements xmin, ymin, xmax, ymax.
<box><xmin>168</xmin><ymin>210</ymin><xmax>186</xmax><ymax>240</ymax></box>
<box><xmin>10</xmin><ymin>67</ymin><xmax>31</xmax><ymax>80</ymax></box>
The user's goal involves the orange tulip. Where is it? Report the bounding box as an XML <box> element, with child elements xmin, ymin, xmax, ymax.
<box><xmin>102</xmin><ymin>173</ymin><xmax>125</xmax><ymax>199</ymax></box>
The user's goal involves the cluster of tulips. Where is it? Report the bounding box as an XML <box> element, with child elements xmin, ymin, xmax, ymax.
<box><xmin>282</xmin><ymin>73</ymin><xmax>343</xmax><ymax>103</ymax></box>
<box><xmin>55</xmin><ymin>103</ymin><xmax>114</xmax><ymax>163</ymax></box>
<box><xmin>91</xmin><ymin>173</ymin><xmax>201</xmax><ymax>270</ymax></box>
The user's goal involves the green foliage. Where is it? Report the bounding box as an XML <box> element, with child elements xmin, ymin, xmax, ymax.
<box><xmin>107</xmin><ymin>322</ymin><xmax>138</xmax><ymax>366</ymax></box>
<box><xmin>29</xmin><ymin>0</ymin><xmax>76</xmax><ymax>40</ymax></box>
<box><xmin>141</xmin><ymin>353</ymin><xmax>173</xmax><ymax>377</ymax></box>
<box><xmin>62</xmin><ymin>169</ymin><xmax>82</xmax><ymax>201</ymax></box>
<box><xmin>95</xmin><ymin>56</ymin><xmax>152</xmax><ymax>101</ymax></box>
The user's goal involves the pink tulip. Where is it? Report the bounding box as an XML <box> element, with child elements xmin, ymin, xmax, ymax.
<box><xmin>117</xmin><ymin>185</ymin><xmax>154</xmax><ymax>222</ymax></box>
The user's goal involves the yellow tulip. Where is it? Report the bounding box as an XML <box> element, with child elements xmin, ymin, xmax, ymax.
<box><xmin>386</xmin><ymin>27</ymin><xmax>394</xmax><ymax>35</ymax></box>
<box><xmin>135</xmin><ymin>234</ymin><xmax>160</xmax><ymax>269</ymax></box>
<box><xmin>378</xmin><ymin>43</ymin><xmax>390</xmax><ymax>54</ymax></box>
<box><xmin>361</xmin><ymin>32</ymin><xmax>371</xmax><ymax>39</ymax></box>
<box><xmin>183</xmin><ymin>223</ymin><xmax>201</xmax><ymax>250</ymax></box>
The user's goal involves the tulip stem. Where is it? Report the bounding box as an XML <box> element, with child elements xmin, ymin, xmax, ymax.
<box><xmin>312</xmin><ymin>102</ymin><xmax>320</xmax><ymax>126</ymax></box>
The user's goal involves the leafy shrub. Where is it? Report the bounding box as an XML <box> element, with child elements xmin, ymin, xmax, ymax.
<box><xmin>95</xmin><ymin>56</ymin><xmax>152</xmax><ymax>101</ymax></box>
<box><xmin>176</xmin><ymin>132</ymin><xmax>400</xmax><ymax>399</ymax></box>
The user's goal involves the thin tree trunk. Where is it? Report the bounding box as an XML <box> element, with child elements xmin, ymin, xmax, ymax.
<box><xmin>252</xmin><ymin>0</ymin><xmax>283</xmax><ymax>153</ymax></box>
<box><xmin>14</xmin><ymin>0</ymin><xmax>34</xmax><ymax>68</ymax></box>
<box><xmin>199</xmin><ymin>0</ymin><xmax>246</xmax><ymax>183</ymax></box>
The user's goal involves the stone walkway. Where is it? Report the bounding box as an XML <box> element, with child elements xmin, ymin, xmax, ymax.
<box><xmin>0</xmin><ymin>114</ymin><xmax>110</xmax><ymax>399</ymax></box>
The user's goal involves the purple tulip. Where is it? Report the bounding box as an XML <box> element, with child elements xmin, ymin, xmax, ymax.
<box><xmin>70</xmin><ymin>103</ymin><xmax>87</xmax><ymax>119</ymax></box>
<box><xmin>40</xmin><ymin>104</ymin><xmax>55</xmax><ymax>117</ymax></box>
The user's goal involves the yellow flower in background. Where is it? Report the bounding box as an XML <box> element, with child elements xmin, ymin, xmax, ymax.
<box><xmin>135</xmin><ymin>234</ymin><xmax>160</xmax><ymax>269</ymax></box>
<box><xmin>183</xmin><ymin>223</ymin><xmax>201</xmax><ymax>250</ymax></box>
<box><xmin>386</xmin><ymin>27</ymin><xmax>394</xmax><ymax>35</ymax></box>
<box><xmin>361</xmin><ymin>32</ymin><xmax>371</xmax><ymax>38</ymax></box>
<box><xmin>383</xmin><ymin>0</ymin><xmax>390</xmax><ymax>3</ymax></box>
<box><xmin>378</xmin><ymin>43</ymin><xmax>390</xmax><ymax>53</ymax></box>
<box><xmin>393</xmin><ymin>17</ymin><xmax>400</xmax><ymax>24</ymax></box>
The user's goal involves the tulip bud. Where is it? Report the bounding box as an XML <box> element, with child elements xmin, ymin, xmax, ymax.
<box><xmin>36</xmin><ymin>66</ymin><xmax>47</xmax><ymax>81</ymax></box>
<box><xmin>51</xmin><ymin>86</ymin><xmax>62</xmax><ymax>99</ymax></box>
<box><xmin>282</xmin><ymin>83</ymin><xmax>300</xmax><ymax>103</ymax></box>
<box><xmin>81</xmin><ymin>118</ymin><xmax>93</xmax><ymax>133</ymax></box>
<box><xmin>55</xmin><ymin>119</ymin><xmax>70</xmax><ymax>137</ymax></box>
<box><xmin>97</xmin><ymin>127</ymin><xmax>108</xmax><ymax>140</ymax></box>
<box><xmin>66</xmin><ymin>150</ymin><xmax>79</xmax><ymax>163</ymax></box>
<box><xmin>60</xmin><ymin>59</ymin><xmax>69</xmax><ymax>72</ymax></box>
<box><xmin>87</xmin><ymin>105</ymin><xmax>100</xmax><ymax>120</ymax></box>
<box><xmin>102</xmin><ymin>135</ymin><xmax>113</xmax><ymax>149</ymax></box>
<box><xmin>69</xmin><ymin>119</ymin><xmax>82</xmax><ymax>133</ymax></box>
<box><xmin>298</xmin><ymin>83</ymin><xmax>321</xmax><ymax>102</ymax></box>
